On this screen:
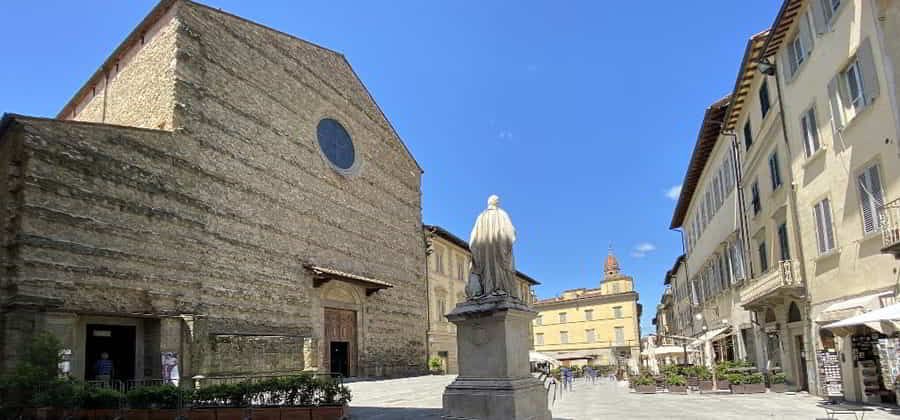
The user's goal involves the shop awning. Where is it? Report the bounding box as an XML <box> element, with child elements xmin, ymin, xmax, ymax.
<box><xmin>529</xmin><ymin>351</ymin><xmax>560</xmax><ymax>366</ymax></box>
<box><xmin>823</xmin><ymin>302</ymin><xmax>900</xmax><ymax>336</ymax></box>
<box><xmin>689</xmin><ymin>326</ymin><xmax>731</xmax><ymax>348</ymax></box>
<box><xmin>816</xmin><ymin>291</ymin><xmax>893</xmax><ymax>323</ymax></box>
<box><xmin>651</xmin><ymin>345</ymin><xmax>700</xmax><ymax>355</ymax></box>
<box><xmin>546</xmin><ymin>349</ymin><xmax>604</xmax><ymax>361</ymax></box>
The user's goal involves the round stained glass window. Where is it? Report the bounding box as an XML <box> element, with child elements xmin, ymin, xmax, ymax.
<box><xmin>316</xmin><ymin>118</ymin><xmax>356</xmax><ymax>171</ymax></box>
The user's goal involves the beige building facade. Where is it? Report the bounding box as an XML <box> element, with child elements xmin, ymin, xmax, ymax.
<box><xmin>667</xmin><ymin>0</ymin><xmax>900</xmax><ymax>403</ymax></box>
<box><xmin>423</xmin><ymin>225</ymin><xmax>538</xmax><ymax>374</ymax></box>
<box><xmin>532</xmin><ymin>251</ymin><xmax>641</xmax><ymax>369</ymax></box>
<box><xmin>0</xmin><ymin>0</ymin><xmax>429</xmax><ymax>382</ymax></box>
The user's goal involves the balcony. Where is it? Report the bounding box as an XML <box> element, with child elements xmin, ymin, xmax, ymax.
<box><xmin>739</xmin><ymin>260</ymin><xmax>804</xmax><ymax>310</ymax></box>
<box><xmin>881</xmin><ymin>198</ymin><xmax>900</xmax><ymax>258</ymax></box>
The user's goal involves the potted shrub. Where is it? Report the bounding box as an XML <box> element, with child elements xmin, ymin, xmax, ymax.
<box><xmin>632</xmin><ymin>375</ymin><xmax>656</xmax><ymax>394</ymax></box>
<box><xmin>696</xmin><ymin>366</ymin><xmax>714</xmax><ymax>391</ymax></box>
<box><xmin>666</xmin><ymin>374</ymin><xmax>687</xmax><ymax>394</ymax></box>
<box><xmin>80</xmin><ymin>386</ymin><xmax>124</xmax><ymax>419</ymax></box>
<box><xmin>725</xmin><ymin>373</ymin><xmax>746</xmax><ymax>394</ymax></box>
<box><xmin>769</xmin><ymin>372</ymin><xmax>787</xmax><ymax>393</ymax></box>
<box><xmin>126</xmin><ymin>384</ymin><xmax>192</xmax><ymax>420</ymax></box>
<box><xmin>428</xmin><ymin>356</ymin><xmax>445</xmax><ymax>375</ymax></box>
<box><xmin>743</xmin><ymin>373</ymin><xmax>766</xmax><ymax>393</ymax></box>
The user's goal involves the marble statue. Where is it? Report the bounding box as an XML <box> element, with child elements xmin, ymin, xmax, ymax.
<box><xmin>466</xmin><ymin>195</ymin><xmax>519</xmax><ymax>300</ymax></box>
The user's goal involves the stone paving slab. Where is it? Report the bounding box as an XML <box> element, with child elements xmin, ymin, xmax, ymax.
<box><xmin>347</xmin><ymin>375</ymin><xmax>900</xmax><ymax>419</ymax></box>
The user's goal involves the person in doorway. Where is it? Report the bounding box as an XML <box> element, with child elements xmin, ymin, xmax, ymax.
<box><xmin>94</xmin><ymin>352</ymin><xmax>114</xmax><ymax>382</ymax></box>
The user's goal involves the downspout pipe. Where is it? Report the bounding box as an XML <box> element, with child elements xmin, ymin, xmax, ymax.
<box><xmin>759</xmin><ymin>56</ymin><xmax>814</xmax><ymax>389</ymax></box>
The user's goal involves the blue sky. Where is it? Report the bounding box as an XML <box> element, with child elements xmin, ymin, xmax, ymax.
<box><xmin>0</xmin><ymin>1</ymin><xmax>781</xmax><ymax>335</ymax></box>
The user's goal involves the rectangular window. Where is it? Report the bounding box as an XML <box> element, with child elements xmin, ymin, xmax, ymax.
<box><xmin>751</xmin><ymin>181</ymin><xmax>761</xmax><ymax>215</ymax></box>
<box><xmin>769</xmin><ymin>152</ymin><xmax>782</xmax><ymax>190</ymax></box>
<box><xmin>586</xmin><ymin>329</ymin><xmax>596</xmax><ymax>343</ymax></box>
<box><xmin>584</xmin><ymin>309</ymin><xmax>594</xmax><ymax>321</ymax></box>
<box><xmin>858</xmin><ymin>164</ymin><xmax>885</xmax><ymax>234</ymax></box>
<box><xmin>613</xmin><ymin>306</ymin><xmax>623</xmax><ymax>319</ymax></box>
<box><xmin>759</xmin><ymin>241</ymin><xmax>769</xmax><ymax>272</ymax></box>
<box><xmin>559</xmin><ymin>312</ymin><xmax>567</xmax><ymax>324</ymax></box>
<box><xmin>614</xmin><ymin>327</ymin><xmax>625</xmax><ymax>346</ymax></box>
<box><xmin>814</xmin><ymin>198</ymin><xmax>837</xmax><ymax>254</ymax></box>
<box><xmin>435</xmin><ymin>248</ymin><xmax>444</xmax><ymax>274</ymax></box>
<box><xmin>845</xmin><ymin>60</ymin><xmax>864</xmax><ymax>110</ymax></box>
<box><xmin>743</xmin><ymin>120</ymin><xmax>753</xmax><ymax>150</ymax></box>
<box><xmin>438</xmin><ymin>298</ymin><xmax>447</xmax><ymax>321</ymax></box>
<box><xmin>536</xmin><ymin>333</ymin><xmax>544</xmax><ymax>346</ymax></box>
<box><xmin>800</xmin><ymin>107</ymin><xmax>820</xmax><ymax>157</ymax></box>
<box><xmin>457</xmin><ymin>258</ymin><xmax>465</xmax><ymax>281</ymax></box>
<box><xmin>560</xmin><ymin>331</ymin><xmax>569</xmax><ymax>344</ymax></box>
<box><xmin>777</xmin><ymin>223</ymin><xmax>791</xmax><ymax>261</ymax></box>
<box><xmin>788</xmin><ymin>34</ymin><xmax>806</xmax><ymax>76</ymax></box>
<box><xmin>759</xmin><ymin>80</ymin><xmax>771</xmax><ymax>117</ymax></box>
<box><xmin>822</xmin><ymin>0</ymin><xmax>840</xmax><ymax>23</ymax></box>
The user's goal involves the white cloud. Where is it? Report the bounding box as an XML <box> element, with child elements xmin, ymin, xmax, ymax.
<box><xmin>665</xmin><ymin>184</ymin><xmax>682</xmax><ymax>201</ymax></box>
<box><xmin>497</xmin><ymin>130</ymin><xmax>514</xmax><ymax>141</ymax></box>
<box><xmin>631</xmin><ymin>242</ymin><xmax>656</xmax><ymax>258</ymax></box>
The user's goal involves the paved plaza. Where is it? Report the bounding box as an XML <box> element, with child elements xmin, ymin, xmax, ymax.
<box><xmin>348</xmin><ymin>375</ymin><xmax>900</xmax><ymax>419</ymax></box>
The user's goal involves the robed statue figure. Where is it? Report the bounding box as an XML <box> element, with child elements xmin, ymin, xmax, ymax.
<box><xmin>466</xmin><ymin>195</ymin><xmax>519</xmax><ymax>300</ymax></box>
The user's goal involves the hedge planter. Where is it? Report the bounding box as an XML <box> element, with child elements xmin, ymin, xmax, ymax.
<box><xmin>715</xmin><ymin>379</ymin><xmax>731</xmax><ymax>391</ymax></box>
<box><xmin>250</xmin><ymin>407</ymin><xmax>283</xmax><ymax>420</ymax></box>
<box><xmin>280</xmin><ymin>407</ymin><xmax>312</xmax><ymax>420</ymax></box>
<box><xmin>87</xmin><ymin>409</ymin><xmax>121</xmax><ymax>420</ymax></box>
<box><xmin>635</xmin><ymin>385</ymin><xmax>657</xmax><ymax>394</ymax></box>
<box><xmin>310</xmin><ymin>405</ymin><xmax>348</xmax><ymax>420</ymax></box>
<box><xmin>699</xmin><ymin>380</ymin><xmax>714</xmax><ymax>391</ymax></box>
<box><xmin>770</xmin><ymin>383</ymin><xmax>787</xmax><ymax>393</ymax></box>
<box><xmin>213</xmin><ymin>407</ymin><xmax>249</xmax><ymax>420</ymax></box>
<box><xmin>667</xmin><ymin>385</ymin><xmax>688</xmax><ymax>394</ymax></box>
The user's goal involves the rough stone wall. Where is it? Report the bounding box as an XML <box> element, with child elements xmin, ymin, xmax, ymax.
<box><xmin>202</xmin><ymin>335</ymin><xmax>304</xmax><ymax>376</ymax></box>
<box><xmin>67</xmin><ymin>5</ymin><xmax>178</xmax><ymax>130</ymax></box>
<box><xmin>171</xmin><ymin>2</ymin><xmax>427</xmax><ymax>376</ymax></box>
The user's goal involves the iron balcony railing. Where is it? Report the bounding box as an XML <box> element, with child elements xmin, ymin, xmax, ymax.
<box><xmin>739</xmin><ymin>260</ymin><xmax>802</xmax><ymax>308</ymax></box>
<box><xmin>881</xmin><ymin>198</ymin><xmax>900</xmax><ymax>253</ymax></box>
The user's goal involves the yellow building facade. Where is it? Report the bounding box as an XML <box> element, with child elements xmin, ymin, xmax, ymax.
<box><xmin>532</xmin><ymin>250</ymin><xmax>641</xmax><ymax>369</ymax></box>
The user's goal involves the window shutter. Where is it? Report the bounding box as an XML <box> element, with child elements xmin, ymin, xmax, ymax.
<box><xmin>799</xmin><ymin>14</ymin><xmax>814</xmax><ymax>58</ymax></box>
<box><xmin>785</xmin><ymin>47</ymin><xmax>798</xmax><ymax>80</ymax></box>
<box><xmin>814</xmin><ymin>205</ymin><xmax>826</xmax><ymax>254</ymax></box>
<box><xmin>858</xmin><ymin>171</ymin><xmax>875</xmax><ymax>234</ymax></box>
<box><xmin>857</xmin><ymin>38</ymin><xmax>880</xmax><ymax>106</ymax></box>
<box><xmin>823</xmin><ymin>199</ymin><xmax>835</xmax><ymax>250</ymax></box>
<box><xmin>828</xmin><ymin>76</ymin><xmax>845</xmax><ymax>130</ymax></box>
<box><xmin>811</xmin><ymin>0</ymin><xmax>829</xmax><ymax>34</ymax></box>
<box><xmin>801</xmin><ymin>114</ymin><xmax>813</xmax><ymax>156</ymax></box>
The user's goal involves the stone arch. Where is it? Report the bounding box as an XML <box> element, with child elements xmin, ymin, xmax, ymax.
<box><xmin>321</xmin><ymin>281</ymin><xmax>362</xmax><ymax>306</ymax></box>
<box><xmin>787</xmin><ymin>301</ymin><xmax>802</xmax><ymax>323</ymax></box>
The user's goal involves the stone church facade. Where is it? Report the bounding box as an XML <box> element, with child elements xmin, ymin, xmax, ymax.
<box><xmin>0</xmin><ymin>0</ymin><xmax>427</xmax><ymax>382</ymax></box>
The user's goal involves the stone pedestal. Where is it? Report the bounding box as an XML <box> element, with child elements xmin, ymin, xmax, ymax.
<box><xmin>442</xmin><ymin>296</ymin><xmax>551</xmax><ymax>420</ymax></box>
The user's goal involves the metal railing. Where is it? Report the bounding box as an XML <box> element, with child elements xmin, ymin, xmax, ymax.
<box><xmin>881</xmin><ymin>198</ymin><xmax>900</xmax><ymax>251</ymax></box>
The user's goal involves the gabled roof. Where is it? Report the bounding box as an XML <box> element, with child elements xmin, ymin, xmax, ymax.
<box><xmin>669</xmin><ymin>96</ymin><xmax>730</xmax><ymax>229</ymax></box>
<box><xmin>424</xmin><ymin>224</ymin><xmax>540</xmax><ymax>285</ymax></box>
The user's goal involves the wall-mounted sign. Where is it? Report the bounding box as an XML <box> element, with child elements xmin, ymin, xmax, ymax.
<box><xmin>92</xmin><ymin>330</ymin><xmax>112</xmax><ymax>337</ymax></box>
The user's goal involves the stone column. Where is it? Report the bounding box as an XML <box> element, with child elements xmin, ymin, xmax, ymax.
<box><xmin>303</xmin><ymin>337</ymin><xmax>319</xmax><ymax>372</ymax></box>
<box><xmin>442</xmin><ymin>296</ymin><xmax>551</xmax><ymax>420</ymax></box>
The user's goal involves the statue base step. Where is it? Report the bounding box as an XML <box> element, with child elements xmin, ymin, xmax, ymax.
<box><xmin>442</xmin><ymin>376</ymin><xmax>551</xmax><ymax>420</ymax></box>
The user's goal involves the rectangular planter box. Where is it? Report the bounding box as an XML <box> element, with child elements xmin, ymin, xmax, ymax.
<box><xmin>215</xmin><ymin>408</ymin><xmax>249</xmax><ymax>420</ymax></box>
<box><xmin>88</xmin><ymin>409</ymin><xmax>121</xmax><ymax>420</ymax></box>
<box><xmin>716</xmin><ymin>379</ymin><xmax>731</xmax><ymax>391</ymax></box>
<box><xmin>310</xmin><ymin>405</ymin><xmax>347</xmax><ymax>420</ymax></box>
<box><xmin>249</xmin><ymin>407</ymin><xmax>282</xmax><ymax>420</ymax></box>
<box><xmin>635</xmin><ymin>385</ymin><xmax>657</xmax><ymax>394</ymax></box>
<box><xmin>731</xmin><ymin>383</ymin><xmax>766</xmax><ymax>394</ymax></box>
<box><xmin>699</xmin><ymin>380</ymin><xmax>714</xmax><ymax>391</ymax></box>
<box><xmin>667</xmin><ymin>385</ymin><xmax>687</xmax><ymax>394</ymax></box>
<box><xmin>280</xmin><ymin>407</ymin><xmax>312</xmax><ymax>420</ymax></box>
<box><xmin>770</xmin><ymin>383</ymin><xmax>786</xmax><ymax>393</ymax></box>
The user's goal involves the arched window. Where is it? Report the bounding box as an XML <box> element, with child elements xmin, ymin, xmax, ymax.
<box><xmin>788</xmin><ymin>302</ymin><xmax>802</xmax><ymax>323</ymax></box>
